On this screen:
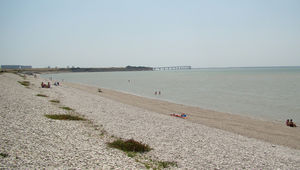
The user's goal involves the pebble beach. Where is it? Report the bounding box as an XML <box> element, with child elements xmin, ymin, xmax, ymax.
<box><xmin>1</xmin><ymin>73</ymin><xmax>300</xmax><ymax>169</ymax></box>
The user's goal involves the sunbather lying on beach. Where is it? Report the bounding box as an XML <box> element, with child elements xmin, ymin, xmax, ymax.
<box><xmin>170</xmin><ymin>113</ymin><xmax>187</xmax><ymax>119</ymax></box>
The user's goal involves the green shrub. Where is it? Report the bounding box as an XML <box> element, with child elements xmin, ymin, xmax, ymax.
<box><xmin>37</xmin><ymin>94</ymin><xmax>48</xmax><ymax>97</ymax></box>
<box><xmin>44</xmin><ymin>114</ymin><xmax>85</xmax><ymax>121</ymax></box>
<box><xmin>158</xmin><ymin>161</ymin><xmax>177</xmax><ymax>168</ymax></box>
<box><xmin>18</xmin><ymin>81</ymin><xmax>30</xmax><ymax>86</ymax></box>
<box><xmin>60</xmin><ymin>106</ymin><xmax>73</xmax><ymax>111</ymax></box>
<box><xmin>127</xmin><ymin>152</ymin><xmax>137</xmax><ymax>158</ymax></box>
<box><xmin>108</xmin><ymin>139</ymin><xmax>151</xmax><ymax>153</ymax></box>
<box><xmin>0</xmin><ymin>153</ymin><xmax>8</xmax><ymax>158</ymax></box>
<box><xmin>49</xmin><ymin>99</ymin><xmax>60</xmax><ymax>103</ymax></box>
<box><xmin>16</xmin><ymin>73</ymin><xmax>26</xmax><ymax>79</ymax></box>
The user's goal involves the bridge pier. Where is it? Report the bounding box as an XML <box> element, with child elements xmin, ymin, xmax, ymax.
<box><xmin>153</xmin><ymin>66</ymin><xmax>191</xmax><ymax>71</ymax></box>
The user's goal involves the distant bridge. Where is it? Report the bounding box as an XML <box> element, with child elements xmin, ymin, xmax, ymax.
<box><xmin>152</xmin><ymin>66</ymin><xmax>192</xmax><ymax>71</ymax></box>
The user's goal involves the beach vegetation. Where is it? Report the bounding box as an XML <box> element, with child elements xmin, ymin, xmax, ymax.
<box><xmin>60</xmin><ymin>106</ymin><xmax>73</xmax><ymax>111</ymax></box>
<box><xmin>44</xmin><ymin>114</ymin><xmax>86</xmax><ymax>121</ymax></box>
<box><xmin>157</xmin><ymin>161</ymin><xmax>177</xmax><ymax>168</ymax></box>
<box><xmin>19</xmin><ymin>74</ymin><xmax>26</xmax><ymax>79</ymax></box>
<box><xmin>18</xmin><ymin>81</ymin><xmax>30</xmax><ymax>86</ymax></box>
<box><xmin>107</xmin><ymin>139</ymin><xmax>152</xmax><ymax>153</ymax></box>
<box><xmin>134</xmin><ymin>155</ymin><xmax>177</xmax><ymax>169</ymax></box>
<box><xmin>100</xmin><ymin>129</ymin><xmax>107</xmax><ymax>136</ymax></box>
<box><xmin>0</xmin><ymin>153</ymin><xmax>8</xmax><ymax>158</ymax></box>
<box><xmin>37</xmin><ymin>94</ymin><xmax>48</xmax><ymax>97</ymax></box>
<box><xmin>144</xmin><ymin>163</ymin><xmax>151</xmax><ymax>169</ymax></box>
<box><xmin>14</xmin><ymin>72</ymin><xmax>25</xmax><ymax>78</ymax></box>
<box><xmin>49</xmin><ymin>99</ymin><xmax>60</xmax><ymax>103</ymax></box>
<box><xmin>126</xmin><ymin>151</ymin><xmax>137</xmax><ymax>158</ymax></box>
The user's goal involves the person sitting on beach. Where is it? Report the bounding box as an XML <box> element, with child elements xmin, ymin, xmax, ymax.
<box><xmin>47</xmin><ymin>82</ymin><xmax>51</xmax><ymax>88</ymax></box>
<box><xmin>41</xmin><ymin>82</ymin><xmax>47</xmax><ymax>88</ymax></box>
<box><xmin>289</xmin><ymin>119</ymin><xmax>297</xmax><ymax>127</ymax></box>
<box><xmin>286</xmin><ymin>119</ymin><xmax>290</xmax><ymax>126</ymax></box>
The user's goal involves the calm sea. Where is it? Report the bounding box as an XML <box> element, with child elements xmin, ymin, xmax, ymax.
<box><xmin>43</xmin><ymin>67</ymin><xmax>300</xmax><ymax>123</ymax></box>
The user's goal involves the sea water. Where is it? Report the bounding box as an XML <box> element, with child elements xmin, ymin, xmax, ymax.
<box><xmin>44</xmin><ymin>67</ymin><xmax>300</xmax><ymax>122</ymax></box>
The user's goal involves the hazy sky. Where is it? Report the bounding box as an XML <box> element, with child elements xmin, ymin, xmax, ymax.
<box><xmin>1</xmin><ymin>0</ymin><xmax>300</xmax><ymax>68</ymax></box>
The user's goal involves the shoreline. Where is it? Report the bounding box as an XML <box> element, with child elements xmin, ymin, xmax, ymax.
<box><xmin>42</xmin><ymin>68</ymin><xmax>300</xmax><ymax>124</ymax></box>
<box><xmin>1</xmin><ymin>73</ymin><xmax>300</xmax><ymax>169</ymax></box>
<box><xmin>64</xmin><ymin>81</ymin><xmax>300</xmax><ymax>150</ymax></box>
<box><xmin>85</xmin><ymin>85</ymin><xmax>281</xmax><ymax>123</ymax></box>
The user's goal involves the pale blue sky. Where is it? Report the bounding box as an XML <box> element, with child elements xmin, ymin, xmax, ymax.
<box><xmin>0</xmin><ymin>0</ymin><xmax>300</xmax><ymax>68</ymax></box>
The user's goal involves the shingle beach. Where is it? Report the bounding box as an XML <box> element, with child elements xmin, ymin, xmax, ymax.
<box><xmin>1</xmin><ymin>73</ymin><xmax>299</xmax><ymax>169</ymax></box>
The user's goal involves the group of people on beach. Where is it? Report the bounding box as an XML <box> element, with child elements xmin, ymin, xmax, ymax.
<box><xmin>41</xmin><ymin>81</ymin><xmax>60</xmax><ymax>88</ymax></box>
<box><xmin>286</xmin><ymin>119</ymin><xmax>297</xmax><ymax>127</ymax></box>
<box><xmin>154</xmin><ymin>91</ymin><xmax>161</xmax><ymax>95</ymax></box>
<box><xmin>41</xmin><ymin>82</ymin><xmax>51</xmax><ymax>88</ymax></box>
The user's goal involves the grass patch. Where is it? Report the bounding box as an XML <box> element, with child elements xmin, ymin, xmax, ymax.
<box><xmin>20</xmin><ymin>74</ymin><xmax>26</xmax><ymax>79</ymax></box>
<box><xmin>37</xmin><ymin>94</ymin><xmax>48</xmax><ymax>97</ymax></box>
<box><xmin>126</xmin><ymin>152</ymin><xmax>137</xmax><ymax>158</ymax></box>
<box><xmin>49</xmin><ymin>99</ymin><xmax>60</xmax><ymax>103</ymax></box>
<box><xmin>158</xmin><ymin>161</ymin><xmax>177</xmax><ymax>168</ymax></box>
<box><xmin>100</xmin><ymin>129</ymin><xmax>107</xmax><ymax>136</ymax></box>
<box><xmin>15</xmin><ymin>73</ymin><xmax>26</xmax><ymax>79</ymax></box>
<box><xmin>18</xmin><ymin>81</ymin><xmax>30</xmax><ymax>87</ymax></box>
<box><xmin>144</xmin><ymin>163</ymin><xmax>151</xmax><ymax>169</ymax></box>
<box><xmin>0</xmin><ymin>153</ymin><xmax>8</xmax><ymax>158</ymax></box>
<box><xmin>60</xmin><ymin>106</ymin><xmax>73</xmax><ymax>111</ymax></box>
<box><xmin>136</xmin><ymin>158</ymin><xmax>178</xmax><ymax>169</ymax></box>
<box><xmin>107</xmin><ymin>139</ymin><xmax>152</xmax><ymax>153</ymax></box>
<box><xmin>44</xmin><ymin>114</ymin><xmax>86</xmax><ymax>121</ymax></box>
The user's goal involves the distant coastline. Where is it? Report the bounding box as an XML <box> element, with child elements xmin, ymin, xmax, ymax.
<box><xmin>1</xmin><ymin>65</ymin><xmax>299</xmax><ymax>75</ymax></box>
<box><xmin>0</xmin><ymin>65</ymin><xmax>153</xmax><ymax>74</ymax></box>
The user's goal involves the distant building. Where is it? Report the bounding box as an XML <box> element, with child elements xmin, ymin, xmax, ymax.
<box><xmin>1</xmin><ymin>65</ymin><xmax>32</xmax><ymax>69</ymax></box>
